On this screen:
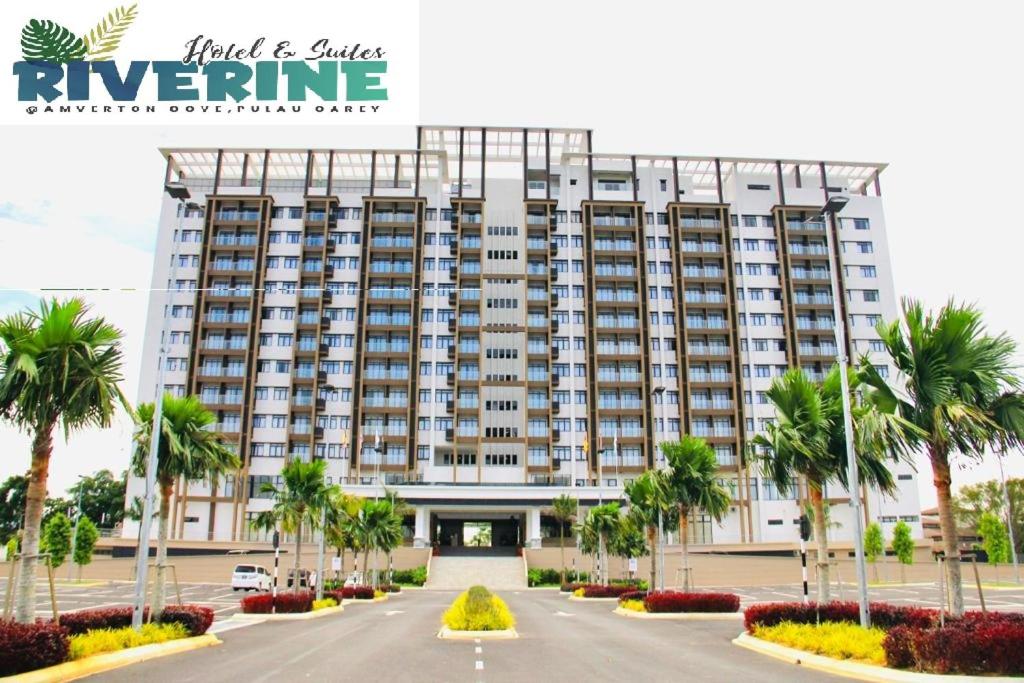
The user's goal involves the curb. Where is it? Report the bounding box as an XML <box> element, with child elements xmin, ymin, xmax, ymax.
<box><xmin>567</xmin><ymin>595</ymin><xmax>619</xmax><ymax>602</ymax></box>
<box><xmin>437</xmin><ymin>626</ymin><xmax>519</xmax><ymax>640</ymax></box>
<box><xmin>230</xmin><ymin>604</ymin><xmax>345</xmax><ymax>621</ymax></box>
<box><xmin>732</xmin><ymin>632</ymin><xmax>1020</xmax><ymax>682</ymax></box>
<box><xmin>613</xmin><ymin>606</ymin><xmax>743</xmax><ymax>621</ymax></box>
<box><xmin>6</xmin><ymin>634</ymin><xmax>221</xmax><ymax>683</ymax></box>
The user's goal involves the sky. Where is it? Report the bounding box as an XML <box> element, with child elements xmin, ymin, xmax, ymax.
<box><xmin>1</xmin><ymin>0</ymin><xmax>1023</xmax><ymax>508</ymax></box>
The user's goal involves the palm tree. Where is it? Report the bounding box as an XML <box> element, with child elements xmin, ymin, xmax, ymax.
<box><xmin>586</xmin><ymin>502</ymin><xmax>621</xmax><ymax>585</ymax></box>
<box><xmin>0</xmin><ymin>299</ymin><xmax>127</xmax><ymax>623</ymax></box>
<box><xmin>550</xmin><ymin>494</ymin><xmax>578</xmax><ymax>585</ymax></box>
<box><xmin>625</xmin><ymin>470</ymin><xmax>673</xmax><ymax>590</ymax></box>
<box><xmin>325</xmin><ymin>488</ymin><xmax>362</xmax><ymax>582</ymax></box>
<box><xmin>132</xmin><ymin>394</ymin><xmax>239</xmax><ymax>615</ymax></box>
<box><xmin>662</xmin><ymin>436</ymin><xmax>731</xmax><ymax>591</ymax></box>
<box><xmin>861</xmin><ymin>299</ymin><xmax>1024</xmax><ymax>615</ymax></box>
<box><xmin>754</xmin><ymin>366</ymin><xmax>914</xmax><ymax>602</ymax></box>
<box><xmin>251</xmin><ymin>459</ymin><xmax>332</xmax><ymax>592</ymax></box>
<box><xmin>351</xmin><ymin>498</ymin><xmax>403</xmax><ymax>586</ymax></box>
<box><xmin>575</xmin><ymin>514</ymin><xmax>599</xmax><ymax>580</ymax></box>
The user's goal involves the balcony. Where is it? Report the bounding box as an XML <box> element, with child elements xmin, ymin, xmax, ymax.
<box><xmin>215</xmin><ymin>210</ymin><xmax>261</xmax><ymax>222</ymax></box>
<box><xmin>787</xmin><ymin>219</ymin><xmax>826</xmax><ymax>231</ymax></box>
<box><xmin>205</xmin><ymin>311</ymin><xmax>250</xmax><ymax>325</ymax></box>
<box><xmin>592</xmin><ymin>214</ymin><xmax>634</xmax><ymax>226</ymax></box>
<box><xmin>680</xmin><ymin>217</ymin><xmax>721</xmax><ymax>229</ymax></box>
<box><xmin>793</xmin><ymin>293</ymin><xmax>834</xmax><ymax>305</ymax></box>
<box><xmin>372</xmin><ymin>211</ymin><xmax>416</xmax><ymax>224</ymax></box>
<box><xmin>371</xmin><ymin>236</ymin><xmax>416</xmax><ymax>249</ymax></box>
<box><xmin>688</xmin><ymin>372</ymin><xmax>733</xmax><ymax>384</ymax></box>
<box><xmin>682</xmin><ymin>267</ymin><xmax>724</xmax><ymax>279</ymax></box>
<box><xmin>789</xmin><ymin>244</ymin><xmax>829</xmax><ymax>256</ymax></box>
<box><xmin>690</xmin><ymin>399</ymin><xmax>734</xmax><ymax>411</ymax></box>
<box><xmin>791</xmin><ymin>268</ymin><xmax>830</xmax><ymax>282</ymax></box>
<box><xmin>687</xmin><ymin>344</ymin><xmax>730</xmax><ymax>356</ymax></box>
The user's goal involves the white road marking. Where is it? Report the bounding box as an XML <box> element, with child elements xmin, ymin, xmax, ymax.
<box><xmin>475</xmin><ymin>661</ymin><xmax>484</xmax><ymax>671</ymax></box>
<box><xmin>385</xmin><ymin>610</ymin><xmax>404</xmax><ymax>616</ymax></box>
<box><xmin>475</xmin><ymin>646</ymin><xmax>482</xmax><ymax>654</ymax></box>
<box><xmin>208</xmin><ymin>619</ymin><xmax>259</xmax><ymax>634</ymax></box>
<box><xmin>554</xmin><ymin>611</ymin><xmax>574</xmax><ymax>617</ymax></box>
<box><xmin>474</xmin><ymin>638</ymin><xmax>481</xmax><ymax>644</ymax></box>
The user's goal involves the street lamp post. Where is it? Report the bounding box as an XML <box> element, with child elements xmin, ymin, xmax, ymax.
<box><xmin>131</xmin><ymin>182</ymin><xmax>193</xmax><ymax>630</ymax></box>
<box><xmin>818</xmin><ymin>194</ymin><xmax>871</xmax><ymax>627</ymax></box>
<box><xmin>652</xmin><ymin>385</ymin><xmax>666</xmax><ymax>591</ymax></box>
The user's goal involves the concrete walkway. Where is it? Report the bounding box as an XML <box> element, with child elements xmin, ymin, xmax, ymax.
<box><xmin>426</xmin><ymin>556</ymin><xmax>527</xmax><ymax>590</ymax></box>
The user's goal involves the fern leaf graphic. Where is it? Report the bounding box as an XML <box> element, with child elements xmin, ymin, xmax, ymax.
<box><xmin>21</xmin><ymin>19</ymin><xmax>87</xmax><ymax>64</ymax></box>
<box><xmin>82</xmin><ymin>4</ymin><xmax>138</xmax><ymax>60</ymax></box>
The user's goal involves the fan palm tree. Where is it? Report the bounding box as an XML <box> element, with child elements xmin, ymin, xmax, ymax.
<box><xmin>754</xmin><ymin>366</ymin><xmax>915</xmax><ymax>602</ymax></box>
<box><xmin>0</xmin><ymin>298</ymin><xmax>128</xmax><ymax>623</ymax></box>
<box><xmin>251</xmin><ymin>459</ymin><xmax>332</xmax><ymax>592</ymax></box>
<box><xmin>550</xmin><ymin>494</ymin><xmax>578</xmax><ymax>585</ymax></box>
<box><xmin>860</xmin><ymin>299</ymin><xmax>1024</xmax><ymax>615</ymax></box>
<box><xmin>586</xmin><ymin>502</ymin><xmax>621</xmax><ymax>585</ymax></box>
<box><xmin>132</xmin><ymin>394</ymin><xmax>239</xmax><ymax>615</ymax></box>
<box><xmin>625</xmin><ymin>469</ymin><xmax>673</xmax><ymax>590</ymax></box>
<box><xmin>662</xmin><ymin>436</ymin><xmax>731</xmax><ymax>591</ymax></box>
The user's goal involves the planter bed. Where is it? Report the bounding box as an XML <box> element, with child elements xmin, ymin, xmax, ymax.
<box><xmin>613</xmin><ymin>591</ymin><xmax>741</xmax><ymax>620</ymax></box>
<box><xmin>440</xmin><ymin>586</ymin><xmax>516</xmax><ymax>640</ymax></box>
<box><xmin>614</xmin><ymin>606</ymin><xmax>742</xmax><ymax>621</ymax></box>
<box><xmin>231</xmin><ymin>604</ymin><xmax>344</xmax><ymax>621</ymax></box>
<box><xmin>437</xmin><ymin>626</ymin><xmax>518</xmax><ymax>640</ymax></box>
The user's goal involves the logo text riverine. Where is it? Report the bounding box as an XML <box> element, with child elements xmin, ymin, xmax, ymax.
<box><xmin>14</xmin><ymin>35</ymin><xmax>388</xmax><ymax>103</ymax></box>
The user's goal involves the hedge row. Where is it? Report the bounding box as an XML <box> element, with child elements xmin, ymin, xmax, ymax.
<box><xmin>574</xmin><ymin>584</ymin><xmax>637</xmax><ymax>598</ymax></box>
<box><xmin>644</xmin><ymin>591</ymin><xmax>740</xmax><ymax>613</ymax></box>
<box><xmin>1</xmin><ymin>605</ymin><xmax>214</xmax><ymax>677</ymax></box>
<box><xmin>326</xmin><ymin>585</ymin><xmax>375</xmax><ymax>600</ymax></box>
<box><xmin>59</xmin><ymin>605</ymin><xmax>214</xmax><ymax>637</ymax></box>
<box><xmin>743</xmin><ymin>601</ymin><xmax>937</xmax><ymax>633</ymax></box>
<box><xmin>884</xmin><ymin>613</ymin><xmax>1024</xmax><ymax>675</ymax></box>
<box><xmin>240</xmin><ymin>591</ymin><xmax>314</xmax><ymax>614</ymax></box>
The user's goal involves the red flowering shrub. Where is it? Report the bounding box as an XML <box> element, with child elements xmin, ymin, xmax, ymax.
<box><xmin>240</xmin><ymin>590</ymin><xmax>314</xmax><ymax>613</ymax></box>
<box><xmin>0</xmin><ymin>621</ymin><xmax>70</xmax><ymax>676</ymax></box>
<box><xmin>643</xmin><ymin>591</ymin><xmax>740</xmax><ymax>613</ymax></box>
<box><xmin>157</xmin><ymin>605</ymin><xmax>215</xmax><ymax>636</ymax></box>
<box><xmin>743</xmin><ymin>601</ymin><xmax>937</xmax><ymax>633</ymax></box>
<box><xmin>59</xmin><ymin>606</ymin><xmax>140</xmax><ymax>634</ymax></box>
<box><xmin>883</xmin><ymin>614</ymin><xmax>1024</xmax><ymax>675</ymax></box>
<box><xmin>617</xmin><ymin>590</ymin><xmax>648</xmax><ymax>604</ymax></box>
<box><xmin>326</xmin><ymin>586</ymin><xmax>375</xmax><ymax>601</ymax></box>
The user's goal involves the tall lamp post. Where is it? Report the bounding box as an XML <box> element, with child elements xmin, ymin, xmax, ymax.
<box><xmin>652</xmin><ymin>386</ymin><xmax>667</xmax><ymax>591</ymax></box>
<box><xmin>817</xmin><ymin>194</ymin><xmax>871</xmax><ymax>627</ymax></box>
<box><xmin>131</xmin><ymin>182</ymin><xmax>194</xmax><ymax>629</ymax></box>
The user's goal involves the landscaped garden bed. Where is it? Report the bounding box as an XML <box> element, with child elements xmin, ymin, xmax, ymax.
<box><xmin>567</xmin><ymin>582</ymin><xmax>648</xmax><ymax>600</ymax></box>
<box><xmin>325</xmin><ymin>586</ymin><xmax>389</xmax><ymax>603</ymax></box>
<box><xmin>614</xmin><ymin>591</ymin><xmax>742</xmax><ymax>619</ymax></box>
<box><xmin>529</xmin><ymin>568</ymin><xmax>590</xmax><ymax>587</ymax></box>
<box><xmin>438</xmin><ymin>586</ymin><xmax>517</xmax><ymax>640</ymax></box>
<box><xmin>236</xmin><ymin>590</ymin><xmax>345</xmax><ymax>620</ymax></box>
<box><xmin>739</xmin><ymin>601</ymin><xmax>1024</xmax><ymax>676</ymax></box>
<box><xmin>1</xmin><ymin>605</ymin><xmax>217</xmax><ymax>678</ymax></box>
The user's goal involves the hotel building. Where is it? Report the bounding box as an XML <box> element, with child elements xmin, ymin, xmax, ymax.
<box><xmin>122</xmin><ymin>125</ymin><xmax>922</xmax><ymax>550</ymax></box>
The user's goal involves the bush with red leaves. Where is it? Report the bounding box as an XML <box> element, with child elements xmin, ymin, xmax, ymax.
<box><xmin>883</xmin><ymin>613</ymin><xmax>1024</xmax><ymax>675</ymax></box>
<box><xmin>0</xmin><ymin>621</ymin><xmax>70</xmax><ymax>676</ymax></box>
<box><xmin>617</xmin><ymin>590</ymin><xmax>648</xmax><ymax>604</ymax></box>
<box><xmin>326</xmin><ymin>585</ymin><xmax>376</xmax><ymax>601</ymax></box>
<box><xmin>157</xmin><ymin>605</ymin><xmax>215</xmax><ymax>636</ymax></box>
<box><xmin>743</xmin><ymin>601</ymin><xmax>937</xmax><ymax>633</ymax></box>
<box><xmin>59</xmin><ymin>606</ymin><xmax>140</xmax><ymax>635</ymax></box>
<box><xmin>577</xmin><ymin>584</ymin><xmax>636</xmax><ymax>598</ymax></box>
<box><xmin>643</xmin><ymin>591</ymin><xmax>740</xmax><ymax>613</ymax></box>
<box><xmin>240</xmin><ymin>590</ymin><xmax>314</xmax><ymax>614</ymax></box>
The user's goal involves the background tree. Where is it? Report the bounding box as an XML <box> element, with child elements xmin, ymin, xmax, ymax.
<box><xmin>41</xmin><ymin>512</ymin><xmax>71</xmax><ymax>569</ymax></box>
<box><xmin>72</xmin><ymin>516</ymin><xmax>99</xmax><ymax>580</ymax></box>
<box><xmin>350</xmin><ymin>497</ymin><xmax>403</xmax><ymax>586</ymax></box>
<box><xmin>251</xmin><ymin>459</ymin><xmax>331</xmax><ymax>592</ymax></box>
<box><xmin>755</xmin><ymin>367</ymin><xmax>913</xmax><ymax>602</ymax></box>
<box><xmin>325</xmin><ymin>488</ymin><xmax>362</xmax><ymax>582</ymax></box>
<box><xmin>953</xmin><ymin>478</ymin><xmax>1023</xmax><ymax>557</ymax></box>
<box><xmin>0</xmin><ymin>475</ymin><xmax>28</xmax><ymax>544</ymax></box>
<box><xmin>66</xmin><ymin>469</ymin><xmax>126</xmax><ymax>528</ymax></box>
<box><xmin>861</xmin><ymin>299</ymin><xmax>1024</xmax><ymax>615</ymax></box>
<box><xmin>663</xmin><ymin>436</ymin><xmax>731</xmax><ymax>591</ymax></box>
<box><xmin>892</xmin><ymin>520</ymin><xmax>915</xmax><ymax>583</ymax></box>
<box><xmin>133</xmin><ymin>394</ymin><xmax>240</xmax><ymax>615</ymax></box>
<box><xmin>625</xmin><ymin>470</ymin><xmax>673</xmax><ymax>590</ymax></box>
<box><xmin>550</xmin><ymin>494</ymin><xmax>578</xmax><ymax>585</ymax></box>
<box><xmin>0</xmin><ymin>298</ymin><xmax>127</xmax><ymax>623</ymax></box>
<box><xmin>609</xmin><ymin>508</ymin><xmax>649</xmax><ymax>579</ymax></box>
<box><xmin>585</xmin><ymin>502</ymin><xmax>621</xmax><ymax>585</ymax></box>
<box><xmin>576</xmin><ymin>513</ymin><xmax>600</xmax><ymax>580</ymax></box>
<box><xmin>977</xmin><ymin>512</ymin><xmax>1011</xmax><ymax>583</ymax></box>
<box><xmin>864</xmin><ymin>522</ymin><xmax>885</xmax><ymax>582</ymax></box>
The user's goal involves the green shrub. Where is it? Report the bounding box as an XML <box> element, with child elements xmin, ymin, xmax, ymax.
<box><xmin>312</xmin><ymin>598</ymin><xmax>338</xmax><ymax>611</ymax></box>
<box><xmin>68</xmin><ymin>623</ymin><xmax>188</xmax><ymax>660</ymax></box>
<box><xmin>442</xmin><ymin>585</ymin><xmax>515</xmax><ymax>631</ymax></box>
<box><xmin>391</xmin><ymin>565</ymin><xmax>428</xmax><ymax>586</ymax></box>
<box><xmin>527</xmin><ymin>568</ymin><xmax>562</xmax><ymax>586</ymax></box>
<box><xmin>754</xmin><ymin>621</ymin><xmax>886</xmax><ymax>665</ymax></box>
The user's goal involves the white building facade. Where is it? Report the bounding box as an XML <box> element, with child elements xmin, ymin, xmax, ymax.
<box><xmin>123</xmin><ymin>126</ymin><xmax>922</xmax><ymax>550</ymax></box>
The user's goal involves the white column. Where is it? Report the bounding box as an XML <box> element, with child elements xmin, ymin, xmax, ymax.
<box><xmin>526</xmin><ymin>508</ymin><xmax>542</xmax><ymax>549</ymax></box>
<box><xmin>414</xmin><ymin>506</ymin><xmax>429</xmax><ymax>548</ymax></box>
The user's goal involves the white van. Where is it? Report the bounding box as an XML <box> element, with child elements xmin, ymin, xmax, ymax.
<box><xmin>231</xmin><ymin>564</ymin><xmax>271</xmax><ymax>591</ymax></box>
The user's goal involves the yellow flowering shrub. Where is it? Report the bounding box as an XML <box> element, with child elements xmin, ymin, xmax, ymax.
<box><xmin>69</xmin><ymin>623</ymin><xmax>188</xmax><ymax>660</ymax></box>
<box><xmin>312</xmin><ymin>598</ymin><xmax>338</xmax><ymax>611</ymax></box>
<box><xmin>620</xmin><ymin>599</ymin><xmax>646</xmax><ymax>612</ymax></box>
<box><xmin>754</xmin><ymin>621</ymin><xmax>886</xmax><ymax>665</ymax></box>
<box><xmin>373</xmin><ymin>590</ymin><xmax>386</xmax><ymax>599</ymax></box>
<box><xmin>442</xmin><ymin>586</ymin><xmax>516</xmax><ymax>631</ymax></box>
<box><xmin>573</xmin><ymin>588</ymin><xmax>585</xmax><ymax>597</ymax></box>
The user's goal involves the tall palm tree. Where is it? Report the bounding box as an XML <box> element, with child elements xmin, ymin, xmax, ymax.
<box><xmin>251</xmin><ymin>459</ymin><xmax>332</xmax><ymax>592</ymax></box>
<box><xmin>625</xmin><ymin>469</ymin><xmax>673</xmax><ymax>590</ymax></box>
<box><xmin>0</xmin><ymin>299</ymin><xmax>127</xmax><ymax>623</ymax></box>
<box><xmin>754</xmin><ymin>366</ymin><xmax>914</xmax><ymax>602</ymax></box>
<box><xmin>351</xmin><ymin>497</ymin><xmax>403</xmax><ymax>586</ymax></box>
<box><xmin>662</xmin><ymin>436</ymin><xmax>731</xmax><ymax>591</ymax></box>
<box><xmin>132</xmin><ymin>394</ymin><xmax>239</xmax><ymax>615</ymax></box>
<box><xmin>325</xmin><ymin>488</ymin><xmax>362</xmax><ymax>582</ymax></box>
<box><xmin>575</xmin><ymin>513</ymin><xmax>599</xmax><ymax>580</ymax></box>
<box><xmin>550</xmin><ymin>494</ymin><xmax>578</xmax><ymax>585</ymax></box>
<box><xmin>861</xmin><ymin>299</ymin><xmax>1024</xmax><ymax>615</ymax></box>
<box><xmin>586</xmin><ymin>502</ymin><xmax>621</xmax><ymax>585</ymax></box>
